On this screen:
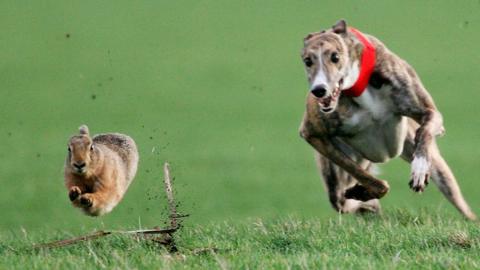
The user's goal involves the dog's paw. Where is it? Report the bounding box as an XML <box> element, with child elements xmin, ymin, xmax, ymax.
<box><xmin>345</xmin><ymin>185</ymin><xmax>373</xmax><ymax>201</ymax></box>
<box><xmin>68</xmin><ymin>186</ymin><xmax>82</xmax><ymax>201</ymax></box>
<box><xmin>409</xmin><ymin>156</ymin><xmax>430</xmax><ymax>192</ymax></box>
<box><xmin>345</xmin><ymin>181</ymin><xmax>389</xmax><ymax>201</ymax></box>
<box><xmin>79</xmin><ymin>195</ymin><xmax>93</xmax><ymax>208</ymax></box>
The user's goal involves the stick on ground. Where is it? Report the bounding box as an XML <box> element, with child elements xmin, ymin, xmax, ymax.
<box><xmin>33</xmin><ymin>231</ymin><xmax>111</xmax><ymax>249</ymax></box>
<box><xmin>163</xmin><ymin>162</ymin><xmax>178</xmax><ymax>229</ymax></box>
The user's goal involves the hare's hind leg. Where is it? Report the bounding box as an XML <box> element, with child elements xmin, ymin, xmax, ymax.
<box><xmin>316</xmin><ymin>152</ymin><xmax>381</xmax><ymax>214</ymax></box>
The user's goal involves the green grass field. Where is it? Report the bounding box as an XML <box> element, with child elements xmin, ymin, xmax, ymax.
<box><xmin>2</xmin><ymin>211</ymin><xmax>480</xmax><ymax>269</ymax></box>
<box><xmin>1</xmin><ymin>0</ymin><xmax>480</xmax><ymax>269</ymax></box>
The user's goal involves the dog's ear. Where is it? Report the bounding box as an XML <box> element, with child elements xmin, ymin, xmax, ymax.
<box><xmin>303</xmin><ymin>30</ymin><xmax>326</xmax><ymax>44</ymax></box>
<box><xmin>332</xmin><ymin>19</ymin><xmax>347</xmax><ymax>34</ymax></box>
<box><xmin>303</xmin><ymin>33</ymin><xmax>315</xmax><ymax>43</ymax></box>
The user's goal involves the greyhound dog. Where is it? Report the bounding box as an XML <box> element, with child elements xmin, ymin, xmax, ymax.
<box><xmin>299</xmin><ymin>19</ymin><xmax>476</xmax><ymax>220</ymax></box>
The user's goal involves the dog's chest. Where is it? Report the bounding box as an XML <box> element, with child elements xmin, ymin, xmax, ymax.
<box><xmin>333</xmin><ymin>84</ymin><xmax>407</xmax><ymax>162</ymax></box>
<box><xmin>340</xmin><ymin>84</ymin><xmax>396</xmax><ymax>132</ymax></box>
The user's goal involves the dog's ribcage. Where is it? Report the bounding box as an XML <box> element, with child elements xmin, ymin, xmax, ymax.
<box><xmin>337</xmin><ymin>84</ymin><xmax>408</xmax><ymax>163</ymax></box>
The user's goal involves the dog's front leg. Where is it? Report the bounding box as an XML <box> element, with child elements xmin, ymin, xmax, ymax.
<box><xmin>301</xmin><ymin>131</ymin><xmax>389</xmax><ymax>200</ymax></box>
<box><xmin>385</xmin><ymin>62</ymin><xmax>445</xmax><ymax>192</ymax></box>
<box><xmin>408</xmin><ymin>108</ymin><xmax>444</xmax><ymax>192</ymax></box>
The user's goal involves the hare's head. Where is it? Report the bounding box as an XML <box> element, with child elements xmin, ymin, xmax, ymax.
<box><xmin>67</xmin><ymin>125</ymin><xmax>96</xmax><ymax>175</ymax></box>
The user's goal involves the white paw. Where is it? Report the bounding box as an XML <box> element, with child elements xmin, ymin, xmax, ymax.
<box><xmin>410</xmin><ymin>156</ymin><xmax>430</xmax><ymax>192</ymax></box>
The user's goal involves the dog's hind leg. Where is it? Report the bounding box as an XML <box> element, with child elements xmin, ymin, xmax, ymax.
<box><xmin>401</xmin><ymin>123</ymin><xmax>477</xmax><ymax>220</ymax></box>
<box><xmin>315</xmin><ymin>152</ymin><xmax>381</xmax><ymax>214</ymax></box>
<box><xmin>430</xmin><ymin>146</ymin><xmax>477</xmax><ymax>220</ymax></box>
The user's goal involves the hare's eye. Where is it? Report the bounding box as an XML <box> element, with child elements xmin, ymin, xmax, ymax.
<box><xmin>90</xmin><ymin>145</ymin><xmax>94</xmax><ymax>151</ymax></box>
<box><xmin>68</xmin><ymin>147</ymin><xmax>71</xmax><ymax>152</ymax></box>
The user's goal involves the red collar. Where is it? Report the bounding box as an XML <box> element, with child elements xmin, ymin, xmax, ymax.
<box><xmin>343</xmin><ymin>28</ymin><xmax>376</xmax><ymax>97</ymax></box>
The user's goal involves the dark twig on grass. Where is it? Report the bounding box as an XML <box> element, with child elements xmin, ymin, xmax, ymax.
<box><xmin>34</xmin><ymin>162</ymin><xmax>186</xmax><ymax>251</ymax></box>
<box><xmin>112</xmin><ymin>227</ymin><xmax>178</xmax><ymax>235</ymax></box>
<box><xmin>33</xmin><ymin>231</ymin><xmax>111</xmax><ymax>249</ymax></box>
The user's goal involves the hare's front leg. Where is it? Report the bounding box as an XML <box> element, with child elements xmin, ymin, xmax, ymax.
<box><xmin>79</xmin><ymin>193</ymin><xmax>95</xmax><ymax>208</ymax></box>
<box><xmin>68</xmin><ymin>186</ymin><xmax>82</xmax><ymax>201</ymax></box>
<box><xmin>78</xmin><ymin>191</ymin><xmax>116</xmax><ymax>216</ymax></box>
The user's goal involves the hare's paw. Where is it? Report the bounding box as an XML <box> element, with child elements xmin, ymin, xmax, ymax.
<box><xmin>79</xmin><ymin>194</ymin><xmax>94</xmax><ymax>208</ymax></box>
<box><xmin>68</xmin><ymin>186</ymin><xmax>82</xmax><ymax>201</ymax></box>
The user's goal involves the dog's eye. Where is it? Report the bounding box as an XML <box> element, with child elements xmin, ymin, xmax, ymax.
<box><xmin>68</xmin><ymin>147</ymin><xmax>71</xmax><ymax>152</ymax></box>
<box><xmin>331</xmin><ymin>52</ymin><xmax>340</xmax><ymax>63</ymax></box>
<box><xmin>90</xmin><ymin>145</ymin><xmax>94</xmax><ymax>151</ymax></box>
<box><xmin>303</xmin><ymin>57</ymin><xmax>313</xmax><ymax>67</ymax></box>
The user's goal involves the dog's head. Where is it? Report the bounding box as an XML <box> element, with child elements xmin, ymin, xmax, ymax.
<box><xmin>301</xmin><ymin>19</ymin><xmax>354</xmax><ymax>113</ymax></box>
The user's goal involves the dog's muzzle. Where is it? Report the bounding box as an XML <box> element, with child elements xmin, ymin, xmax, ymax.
<box><xmin>310</xmin><ymin>79</ymin><xmax>343</xmax><ymax>113</ymax></box>
<box><xmin>311</xmin><ymin>84</ymin><xmax>327</xmax><ymax>98</ymax></box>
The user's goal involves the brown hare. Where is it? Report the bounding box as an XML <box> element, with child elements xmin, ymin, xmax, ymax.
<box><xmin>64</xmin><ymin>125</ymin><xmax>139</xmax><ymax>216</ymax></box>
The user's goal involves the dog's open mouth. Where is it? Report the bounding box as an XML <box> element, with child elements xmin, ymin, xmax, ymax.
<box><xmin>316</xmin><ymin>79</ymin><xmax>342</xmax><ymax>113</ymax></box>
<box><xmin>317</xmin><ymin>87</ymin><xmax>340</xmax><ymax>106</ymax></box>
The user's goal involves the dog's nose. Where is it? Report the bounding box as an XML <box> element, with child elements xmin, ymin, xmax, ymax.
<box><xmin>311</xmin><ymin>85</ymin><xmax>327</xmax><ymax>98</ymax></box>
<box><xmin>74</xmin><ymin>162</ymin><xmax>86</xmax><ymax>169</ymax></box>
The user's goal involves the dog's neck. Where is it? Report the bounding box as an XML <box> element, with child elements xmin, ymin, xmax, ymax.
<box><xmin>341</xmin><ymin>28</ymin><xmax>376</xmax><ymax>97</ymax></box>
<box><xmin>341</xmin><ymin>60</ymin><xmax>360</xmax><ymax>90</ymax></box>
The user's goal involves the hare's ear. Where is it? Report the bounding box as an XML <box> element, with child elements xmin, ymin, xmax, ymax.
<box><xmin>332</xmin><ymin>19</ymin><xmax>347</xmax><ymax>34</ymax></box>
<box><xmin>79</xmin><ymin>125</ymin><xmax>90</xmax><ymax>135</ymax></box>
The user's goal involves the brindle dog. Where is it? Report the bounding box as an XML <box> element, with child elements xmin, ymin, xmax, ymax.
<box><xmin>299</xmin><ymin>19</ymin><xmax>476</xmax><ymax>219</ymax></box>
